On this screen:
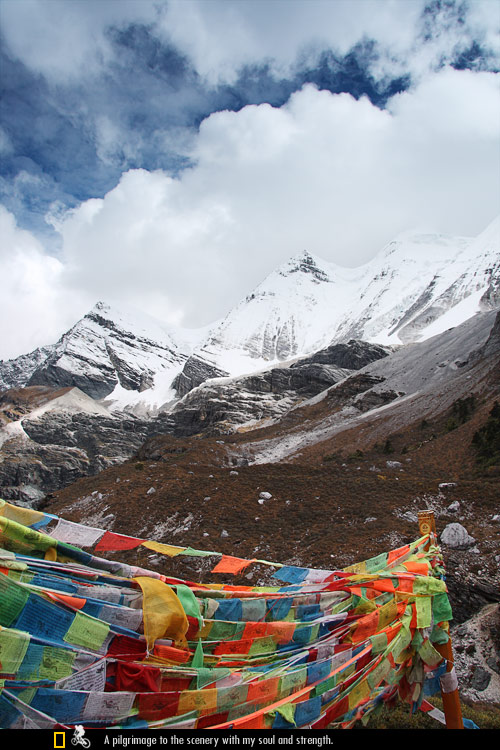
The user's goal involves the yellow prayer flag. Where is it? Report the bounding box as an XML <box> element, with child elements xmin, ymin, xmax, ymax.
<box><xmin>134</xmin><ymin>576</ymin><xmax>188</xmax><ymax>650</ymax></box>
<box><xmin>178</xmin><ymin>687</ymin><xmax>218</xmax><ymax>714</ymax></box>
<box><xmin>0</xmin><ymin>500</ymin><xmax>46</xmax><ymax>528</ymax></box>
<box><xmin>141</xmin><ymin>540</ymin><xmax>185</xmax><ymax>557</ymax></box>
<box><xmin>348</xmin><ymin>678</ymin><xmax>370</xmax><ymax>709</ymax></box>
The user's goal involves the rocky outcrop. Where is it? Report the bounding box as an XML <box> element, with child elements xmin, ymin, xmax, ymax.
<box><xmin>29</xmin><ymin>355</ymin><xmax>119</xmax><ymax>400</ymax></box>
<box><xmin>172</xmin><ymin>355</ymin><xmax>229</xmax><ymax>397</ymax></box>
<box><xmin>165</xmin><ymin>345</ymin><xmax>389</xmax><ymax>436</ymax></box>
<box><xmin>443</xmin><ymin>546</ymin><xmax>500</xmax><ymax>625</ymax></box>
<box><xmin>325</xmin><ymin>372</ymin><xmax>387</xmax><ymax>408</ymax></box>
<box><xmin>0</xmin><ymin>345</ymin><xmax>54</xmax><ymax>392</ymax></box>
<box><xmin>173</xmin><ymin>340</ymin><xmax>389</xmax><ymax>399</ymax></box>
<box><xmin>239</xmin><ymin>363</ymin><xmax>350</xmax><ymax>398</ymax></box>
<box><xmin>441</xmin><ymin>522</ymin><xmax>476</xmax><ymax>549</ymax></box>
<box><xmin>2</xmin><ymin>302</ymin><xmax>188</xmax><ymax>401</ymax></box>
<box><xmin>0</xmin><ymin>410</ymin><xmax>151</xmax><ymax>504</ymax></box>
<box><xmin>451</xmin><ymin>603</ymin><xmax>500</xmax><ymax>704</ymax></box>
<box><xmin>158</xmin><ymin>340</ymin><xmax>394</xmax><ymax>437</ymax></box>
<box><xmin>293</xmin><ymin>339</ymin><xmax>391</xmax><ymax>370</ymax></box>
<box><xmin>0</xmin><ymin>386</ymin><xmax>151</xmax><ymax>504</ymax></box>
<box><xmin>169</xmin><ymin>384</ymin><xmax>296</xmax><ymax>437</ymax></box>
<box><xmin>22</xmin><ymin>411</ymin><xmax>149</xmax><ymax>457</ymax></box>
<box><xmin>0</xmin><ymin>436</ymin><xmax>92</xmax><ymax>504</ymax></box>
<box><xmin>476</xmin><ymin>310</ymin><xmax>500</xmax><ymax>359</ymax></box>
<box><xmin>280</xmin><ymin>251</ymin><xmax>331</xmax><ymax>283</ymax></box>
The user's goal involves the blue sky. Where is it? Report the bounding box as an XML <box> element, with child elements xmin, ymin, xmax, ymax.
<box><xmin>0</xmin><ymin>0</ymin><xmax>499</xmax><ymax>358</ymax></box>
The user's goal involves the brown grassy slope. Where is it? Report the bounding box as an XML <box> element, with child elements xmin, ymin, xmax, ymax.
<box><xmin>43</xmin><ymin>334</ymin><xmax>500</xmax><ymax>629</ymax></box>
<box><xmin>44</xmin><ymin>394</ymin><xmax>499</xmax><ymax>581</ymax></box>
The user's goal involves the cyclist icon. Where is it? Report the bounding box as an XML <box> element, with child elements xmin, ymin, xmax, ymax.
<box><xmin>71</xmin><ymin>726</ymin><xmax>91</xmax><ymax>748</ymax></box>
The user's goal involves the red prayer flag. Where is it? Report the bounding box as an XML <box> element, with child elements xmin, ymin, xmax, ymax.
<box><xmin>95</xmin><ymin>530</ymin><xmax>143</xmax><ymax>551</ymax></box>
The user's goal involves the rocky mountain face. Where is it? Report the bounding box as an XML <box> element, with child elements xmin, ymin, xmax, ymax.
<box><xmin>0</xmin><ymin>386</ymin><xmax>151</xmax><ymax>504</ymax></box>
<box><xmin>171</xmin><ymin>355</ymin><xmax>230</xmax><ymax>398</ymax></box>
<box><xmin>292</xmin><ymin>339</ymin><xmax>391</xmax><ymax>370</ymax></box>
<box><xmin>0</xmin><ymin>339</ymin><xmax>390</xmax><ymax>502</ymax></box>
<box><xmin>164</xmin><ymin>339</ymin><xmax>392</xmax><ymax>438</ymax></box>
<box><xmin>0</xmin><ymin>345</ymin><xmax>54</xmax><ymax>392</ymax></box>
<box><xmin>2</xmin><ymin>301</ymin><xmax>191</xmax><ymax>404</ymax></box>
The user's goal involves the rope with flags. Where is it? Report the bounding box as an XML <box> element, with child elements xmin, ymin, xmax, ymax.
<box><xmin>0</xmin><ymin>499</ymin><xmax>469</xmax><ymax>730</ymax></box>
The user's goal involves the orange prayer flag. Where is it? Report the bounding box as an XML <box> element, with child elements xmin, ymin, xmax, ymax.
<box><xmin>211</xmin><ymin>555</ymin><xmax>254</xmax><ymax>574</ymax></box>
<box><xmin>351</xmin><ymin>610</ymin><xmax>379</xmax><ymax>644</ymax></box>
<box><xmin>396</xmin><ymin>577</ymin><xmax>414</xmax><ymax>594</ymax></box>
<box><xmin>350</xmin><ymin>586</ymin><xmax>364</xmax><ymax>597</ymax></box>
<box><xmin>247</xmin><ymin>676</ymin><xmax>280</xmax><ymax>704</ymax></box>
<box><xmin>213</xmin><ymin>638</ymin><xmax>253</xmax><ymax>656</ymax></box>
<box><xmin>48</xmin><ymin>592</ymin><xmax>86</xmax><ymax>610</ymax></box>
<box><xmin>403</xmin><ymin>561</ymin><xmax>429</xmax><ymax>575</ymax></box>
<box><xmin>242</xmin><ymin>622</ymin><xmax>268</xmax><ymax>639</ymax></box>
<box><xmin>388</xmin><ymin>544</ymin><xmax>410</xmax><ymax>565</ymax></box>
<box><xmin>267</xmin><ymin>621</ymin><xmax>295</xmax><ymax>644</ymax></box>
<box><xmin>95</xmin><ymin>530</ymin><xmax>143</xmax><ymax>551</ymax></box>
<box><xmin>152</xmin><ymin>643</ymin><xmax>191</xmax><ymax>663</ymax></box>
<box><xmin>371</xmin><ymin>578</ymin><xmax>396</xmax><ymax>593</ymax></box>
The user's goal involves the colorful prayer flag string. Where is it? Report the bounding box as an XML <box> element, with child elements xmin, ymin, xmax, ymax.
<box><xmin>0</xmin><ymin>499</ymin><xmax>458</xmax><ymax>730</ymax></box>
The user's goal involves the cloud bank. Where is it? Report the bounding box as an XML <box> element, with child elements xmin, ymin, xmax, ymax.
<box><xmin>0</xmin><ymin>1</ymin><xmax>499</xmax><ymax>359</ymax></box>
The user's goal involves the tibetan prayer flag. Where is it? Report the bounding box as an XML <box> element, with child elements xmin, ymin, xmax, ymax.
<box><xmin>211</xmin><ymin>555</ymin><xmax>254</xmax><ymax>574</ymax></box>
<box><xmin>142</xmin><ymin>540</ymin><xmax>185</xmax><ymax>557</ymax></box>
<box><xmin>0</xmin><ymin>499</ymin><xmax>455</xmax><ymax>731</ymax></box>
<box><xmin>135</xmin><ymin>576</ymin><xmax>188</xmax><ymax>649</ymax></box>
<box><xmin>95</xmin><ymin>531</ymin><xmax>143</xmax><ymax>551</ymax></box>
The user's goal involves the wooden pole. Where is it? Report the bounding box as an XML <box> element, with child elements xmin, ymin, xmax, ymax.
<box><xmin>418</xmin><ymin>510</ymin><xmax>464</xmax><ymax>729</ymax></box>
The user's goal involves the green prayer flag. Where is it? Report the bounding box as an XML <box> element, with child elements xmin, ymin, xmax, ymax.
<box><xmin>432</xmin><ymin>592</ymin><xmax>453</xmax><ymax>623</ymax></box>
<box><xmin>63</xmin><ymin>611</ymin><xmax>110</xmax><ymax>651</ymax></box>
<box><xmin>192</xmin><ymin>638</ymin><xmax>204</xmax><ymax>669</ymax></box>
<box><xmin>415</xmin><ymin>596</ymin><xmax>432</xmax><ymax>629</ymax></box>
<box><xmin>0</xmin><ymin>627</ymin><xmax>29</xmax><ymax>674</ymax></box>
<box><xmin>270</xmin><ymin>701</ymin><xmax>296</xmax><ymax>726</ymax></box>
<box><xmin>176</xmin><ymin>584</ymin><xmax>203</xmax><ymax>629</ymax></box>
<box><xmin>418</xmin><ymin>638</ymin><xmax>443</xmax><ymax>668</ymax></box>
<box><xmin>0</xmin><ymin>578</ymin><xmax>29</xmax><ymax>627</ymax></box>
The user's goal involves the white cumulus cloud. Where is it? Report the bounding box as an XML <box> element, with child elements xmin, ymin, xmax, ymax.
<box><xmin>39</xmin><ymin>69</ymin><xmax>499</xmax><ymax>335</ymax></box>
<box><xmin>0</xmin><ymin>206</ymin><xmax>86</xmax><ymax>359</ymax></box>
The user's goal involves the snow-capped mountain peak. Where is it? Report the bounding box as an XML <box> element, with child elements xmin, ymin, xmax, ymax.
<box><xmin>184</xmin><ymin>217</ymin><xmax>499</xmax><ymax>380</ymax></box>
<box><xmin>277</xmin><ymin>250</ymin><xmax>333</xmax><ymax>283</ymax></box>
<box><xmin>23</xmin><ymin>301</ymin><xmax>191</xmax><ymax>405</ymax></box>
<box><xmin>0</xmin><ymin>216</ymin><xmax>498</xmax><ymax>411</ymax></box>
<box><xmin>194</xmin><ymin>250</ymin><xmax>352</xmax><ymax>371</ymax></box>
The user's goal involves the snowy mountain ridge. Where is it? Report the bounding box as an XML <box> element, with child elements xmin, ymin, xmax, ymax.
<box><xmin>186</xmin><ymin>215</ymin><xmax>499</xmax><ymax>381</ymax></box>
<box><xmin>0</xmin><ymin>215</ymin><xmax>498</xmax><ymax>413</ymax></box>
